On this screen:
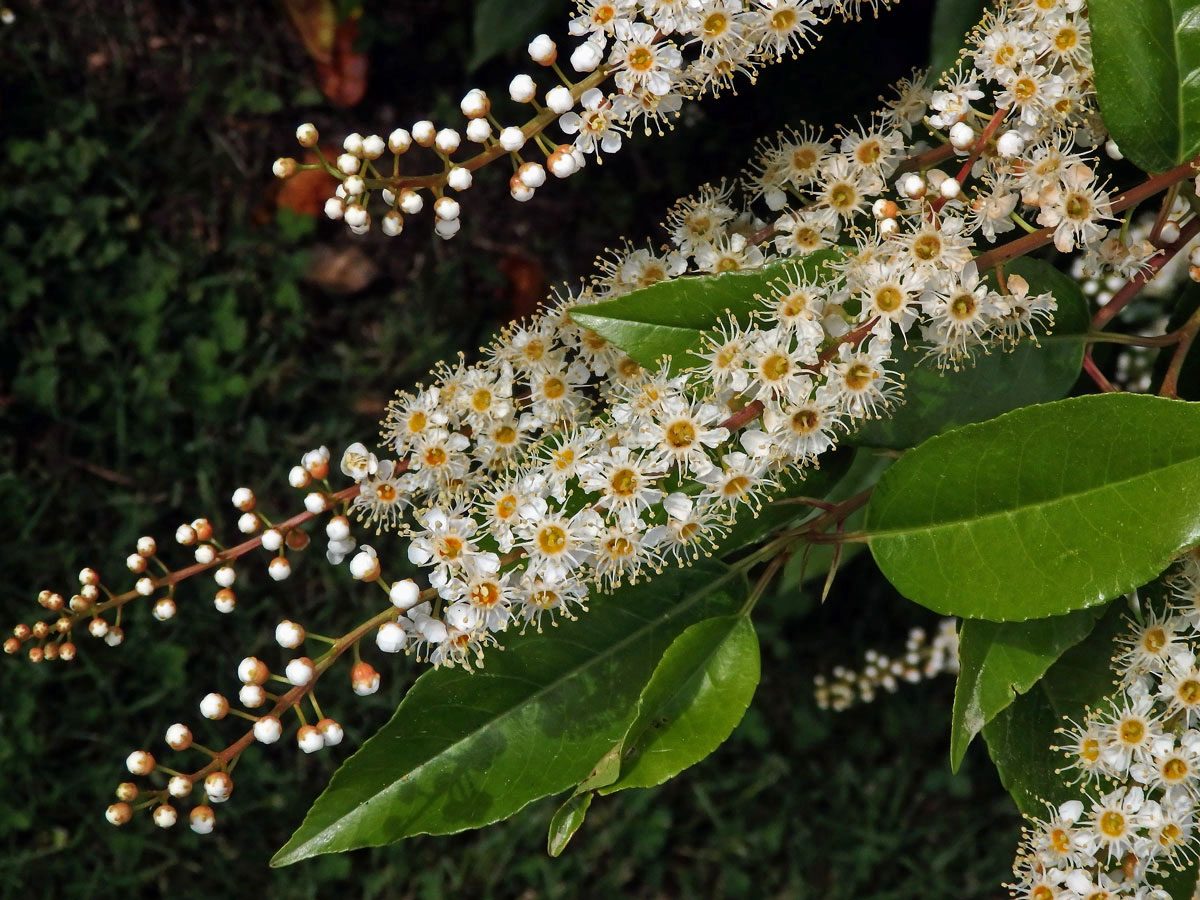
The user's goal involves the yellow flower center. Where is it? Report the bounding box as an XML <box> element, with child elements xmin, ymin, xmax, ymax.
<box><xmin>629</xmin><ymin>46</ymin><xmax>654</xmax><ymax>71</ymax></box>
<box><xmin>666</xmin><ymin>420</ymin><xmax>697</xmax><ymax>449</ymax></box>
<box><xmin>1119</xmin><ymin>719</ymin><xmax>1145</xmax><ymax>745</ymax></box>
<box><xmin>470</xmin><ymin>581</ymin><xmax>501</xmax><ymax>607</ymax></box>
<box><xmin>537</xmin><ymin>525</ymin><xmax>568</xmax><ymax>555</ymax></box>
<box><xmin>496</xmin><ymin>495</ymin><xmax>517</xmax><ymax>519</ymax></box>
<box><xmin>844</xmin><ymin>363</ymin><xmax>873</xmax><ymax>392</ymax></box>
<box><xmin>703</xmin><ymin>12</ymin><xmax>727</xmax><ymax>36</ymax></box>
<box><xmin>761</xmin><ymin>353</ymin><xmax>791</xmax><ymax>381</ymax></box>
<box><xmin>771</xmin><ymin>9</ymin><xmax>796</xmax><ymax>30</ymax></box>
<box><xmin>950</xmin><ymin>292</ymin><xmax>977</xmax><ymax>320</ymax></box>
<box><xmin>494</xmin><ymin>425</ymin><xmax>517</xmax><ymax>445</ymax></box>
<box><xmin>543</xmin><ymin>377</ymin><xmax>566</xmax><ymax>400</ymax></box>
<box><xmin>1179</xmin><ymin>680</ymin><xmax>1200</xmax><ymax>705</ymax></box>
<box><xmin>913</xmin><ymin>233</ymin><xmax>941</xmax><ymax>261</ymax></box>
<box><xmin>874</xmin><ymin>285</ymin><xmax>904</xmax><ymax>313</ymax></box>
<box><xmin>1013</xmin><ymin>77</ymin><xmax>1037</xmax><ymax>103</ymax></box>
<box><xmin>611</xmin><ymin>468</ymin><xmax>638</xmax><ymax>496</ymax></box>
<box><xmin>409</xmin><ymin>411</ymin><xmax>427</xmax><ymax>432</ymax></box>
<box><xmin>1099</xmin><ymin>810</ymin><xmax>1125</xmax><ymax>838</ymax></box>
<box><xmin>1164</xmin><ymin>757</ymin><xmax>1189</xmax><ymax>781</ymax></box>
<box><xmin>424</xmin><ymin>446</ymin><xmax>447</xmax><ymax>467</ymax></box>
<box><xmin>375</xmin><ymin>483</ymin><xmax>396</xmax><ymax>502</ymax></box>
<box><xmin>791</xmin><ymin>409</ymin><xmax>819</xmax><ymax>434</ymax></box>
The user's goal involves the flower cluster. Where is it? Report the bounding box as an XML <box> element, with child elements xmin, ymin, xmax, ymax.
<box><xmin>1009</xmin><ymin>556</ymin><xmax>1200</xmax><ymax>899</ymax></box>
<box><xmin>274</xmin><ymin>0</ymin><xmax>898</xmax><ymax>239</ymax></box>
<box><xmin>813</xmin><ymin>618</ymin><xmax>959</xmax><ymax>711</ymax></box>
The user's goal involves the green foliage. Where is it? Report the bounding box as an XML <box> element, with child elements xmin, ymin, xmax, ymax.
<box><xmin>469</xmin><ymin>0</ymin><xmax>559</xmax><ymax>70</ymax></box>
<box><xmin>1091</xmin><ymin>0</ymin><xmax>1200</xmax><ymax>173</ymax></box>
<box><xmin>981</xmin><ymin>600</ymin><xmax>1124</xmax><ymax>816</ymax></box>
<box><xmin>851</xmin><ymin>258</ymin><xmax>1088</xmax><ymax>449</ymax></box>
<box><xmin>928</xmin><ymin>0</ymin><xmax>988</xmax><ymax>76</ymax></box>
<box><xmin>599</xmin><ymin>614</ymin><xmax>760</xmax><ymax>793</ymax></box>
<box><xmin>949</xmin><ymin>605</ymin><xmax>1107</xmax><ymax>772</ymax></box>
<box><xmin>273</xmin><ymin>563</ymin><xmax>747</xmax><ymax>865</ymax></box>
<box><xmin>865</xmin><ymin>394</ymin><xmax>1200</xmax><ymax>620</ymax></box>
<box><xmin>546</xmin><ymin>790</ymin><xmax>593</xmax><ymax>857</ymax></box>
<box><xmin>570</xmin><ymin>254</ymin><xmax>839</xmax><ymax>373</ymax></box>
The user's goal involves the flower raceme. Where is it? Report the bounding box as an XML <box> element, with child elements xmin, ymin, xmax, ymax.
<box><xmin>12</xmin><ymin>0</ymin><xmax>1200</xmax><ymax>854</ymax></box>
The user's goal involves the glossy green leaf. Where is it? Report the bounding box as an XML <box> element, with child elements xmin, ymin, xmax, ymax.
<box><xmin>469</xmin><ymin>0</ymin><xmax>558</xmax><ymax>70</ymax></box>
<box><xmin>547</xmin><ymin>791</ymin><xmax>593</xmax><ymax>857</ymax></box>
<box><xmin>851</xmin><ymin>258</ymin><xmax>1088</xmax><ymax>449</ymax></box>
<box><xmin>866</xmin><ymin>394</ymin><xmax>1200</xmax><ymax>621</ymax></box>
<box><xmin>272</xmin><ymin>562</ymin><xmax>744</xmax><ymax>866</ymax></box>
<box><xmin>570</xmin><ymin>253</ymin><xmax>840</xmax><ymax>373</ymax></box>
<box><xmin>982</xmin><ymin>601</ymin><xmax>1124</xmax><ymax>816</ymax></box>
<box><xmin>928</xmin><ymin>0</ymin><xmax>987</xmax><ymax>76</ymax></box>
<box><xmin>1091</xmin><ymin>0</ymin><xmax>1200</xmax><ymax>173</ymax></box>
<box><xmin>599</xmin><ymin>615</ymin><xmax>760</xmax><ymax>794</ymax></box>
<box><xmin>949</xmin><ymin>604</ymin><xmax>1107</xmax><ymax>773</ymax></box>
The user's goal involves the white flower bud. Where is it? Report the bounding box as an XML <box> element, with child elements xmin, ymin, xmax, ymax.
<box><xmin>948</xmin><ymin>121</ymin><xmax>976</xmax><ymax>150</ymax></box>
<box><xmin>237</xmin><ymin>512</ymin><xmax>260</xmax><ymax>534</ymax></box>
<box><xmin>549</xmin><ymin>146</ymin><xmax>579</xmax><ymax>178</ymax></box>
<box><xmin>317</xmin><ymin>717</ymin><xmax>344</xmax><ymax>746</ymax></box>
<box><xmin>351</xmin><ymin>661</ymin><xmax>381</xmax><ymax>695</ymax></box>
<box><xmin>528</xmin><ymin>33</ymin><xmax>556</xmax><ymax>65</ymax></box>
<box><xmin>322</xmin><ymin>517</ymin><xmax>348</xmax><ymax>544</ymax></box>
<box><xmin>399</xmin><ymin>189</ymin><xmax>424</xmax><ymax>215</ymax></box>
<box><xmin>268</xmin><ymin>557</ymin><xmax>292</xmax><ymax>582</ymax></box>
<box><xmin>460</xmin><ymin>88</ymin><xmax>490</xmax><ymax>118</ymax></box>
<box><xmin>376</xmin><ymin>621</ymin><xmax>407</xmax><ymax>653</ymax></box>
<box><xmin>324</xmin><ymin>197</ymin><xmax>345</xmax><ymax>220</ymax></box>
<box><xmin>168</xmin><ymin>775</ymin><xmax>192</xmax><ymax>798</ymax></box>
<box><xmin>388</xmin><ymin>128</ymin><xmax>412</xmax><ymax>154</ymax></box>
<box><xmin>106</xmin><ymin>802</ymin><xmax>132</xmax><ymax>826</ymax></box>
<box><xmin>349</xmin><ymin>547</ymin><xmax>381</xmax><ymax>581</ymax></box>
<box><xmin>127</xmin><ymin>552</ymin><xmax>147</xmax><ymax>573</ymax></box>
<box><xmin>127</xmin><ymin>750</ymin><xmax>156</xmax><ymax>775</ymax></box>
<box><xmin>336</xmin><ymin>153</ymin><xmax>360</xmax><ymax>175</ymax></box>
<box><xmin>152</xmin><ymin>598</ymin><xmax>177</xmax><ymax>621</ymax></box>
<box><xmin>153</xmin><ymin>804</ymin><xmax>178</xmax><ymax>829</ymax></box>
<box><xmin>412</xmin><ymin>120</ymin><xmax>436</xmax><ymax>146</ymax></box>
<box><xmin>418</xmin><ymin>617</ymin><xmax>448</xmax><ymax>645</ymax></box>
<box><xmin>135</xmin><ymin>577</ymin><xmax>155</xmax><ymax>597</ymax></box>
<box><xmin>435</xmin><ymin>128</ymin><xmax>461</xmax><ymax>154</ymax></box>
<box><xmin>879</xmin><ymin>217</ymin><xmax>899</xmax><ymax>237</ymax></box>
<box><xmin>509</xmin><ymin>73</ymin><xmax>537</xmax><ymax>103</ymax></box>
<box><xmin>434</xmin><ymin>196</ymin><xmax>461</xmax><ymax>221</ymax></box>
<box><xmin>499</xmin><ymin>126</ymin><xmax>526</xmax><ymax>152</ymax></box>
<box><xmin>570</xmin><ymin>41</ymin><xmax>603</xmax><ymax>73</ymax></box>
<box><xmin>518</xmin><ymin>162</ymin><xmax>546</xmax><ymax>188</ymax></box>
<box><xmin>204</xmin><ymin>772</ymin><xmax>233</xmax><ymax>802</ymax></box>
<box><xmin>137</xmin><ymin>536</ymin><xmax>157</xmax><ymax>556</ymax></box>
<box><xmin>343</xmin><ymin>132</ymin><xmax>364</xmax><ymax>156</ymax></box>
<box><xmin>285</xmin><ymin>656</ymin><xmax>315</xmax><ymax>686</ymax></box>
<box><xmin>510</xmin><ymin>177</ymin><xmax>535</xmax><ymax>202</ymax></box>
<box><xmin>214</xmin><ymin>566</ymin><xmax>236</xmax><ymax>588</ymax></box>
<box><xmin>1189</xmin><ymin>245</ymin><xmax>1200</xmax><ymax>267</ymax></box>
<box><xmin>939</xmin><ymin>177</ymin><xmax>961</xmax><ymax>199</ymax></box>
<box><xmin>996</xmin><ymin>130</ymin><xmax>1025</xmax><ymax>158</ymax></box>
<box><xmin>272</xmin><ymin>157</ymin><xmax>298</xmax><ymax>179</ymax></box>
<box><xmin>390</xmin><ymin>578</ymin><xmax>421</xmax><ymax>610</ymax></box>
<box><xmin>899</xmin><ymin>172</ymin><xmax>926</xmax><ymax>199</ymax></box>
<box><xmin>361</xmin><ymin>134</ymin><xmax>386</xmax><ymax>159</ymax></box>
<box><xmin>382</xmin><ymin>210</ymin><xmax>404</xmax><ymax>236</ymax></box>
<box><xmin>297</xmin><ymin>725</ymin><xmax>325</xmax><ymax>754</ymax></box>
<box><xmin>295</xmin><ymin>123</ymin><xmax>319</xmax><ymax>147</ymax></box>
<box><xmin>304</xmin><ymin>492</ymin><xmax>329</xmax><ymax>514</ymax></box>
<box><xmin>104</xmin><ymin>626</ymin><xmax>125</xmax><ymax>647</ymax></box>
<box><xmin>165</xmin><ymin>723</ymin><xmax>193</xmax><ymax>750</ymax></box>
<box><xmin>344</xmin><ymin>174</ymin><xmax>365</xmax><ymax>196</ymax></box>
<box><xmin>175</xmin><ymin>523</ymin><xmax>197</xmax><ymax>545</ymax></box>
<box><xmin>253</xmin><ymin>716</ymin><xmax>282</xmax><ymax>744</ymax></box>
<box><xmin>447</xmin><ymin>167</ymin><xmax>473</xmax><ymax>191</ymax></box>
<box><xmin>213</xmin><ymin>588</ymin><xmax>236</xmax><ymax>613</ymax></box>
<box><xmin>288</xmin><ymin>465</ymin><xmax>311</xmax><ymax>488</ymax></box>
<box><xmin>465</xmin><ymin>118</ymin><xmax>491</xmax><ymax>143</ymax></box>
<box><xmin>200</xmin><ymin>693</ymin><xmax>229</xmax><ymax>720</ymax></box>
<box><xmin>194</xmin><ymin>543</ymin><xmax>216</xmax><ymax>564</ymax></box>
<box><xmin>435</xmin><ymin>217</ymin><xmax>461</xmax><ymax>240</ymax></box>
<box><xmin>545</xmin><ymin>85</ymin><xmax>573</xmax><ymax>114</ymax></box>
<box><xmin>343</xmin><ymin>203</ymin><xmax>368</xmax><ymax>229</ymax></box>
<box><xmin>275</xmin><ymin>619</ymin><xmax>305</xmax><ymax>649</ymax></box>
<box><xmin>238</xmin><ymin>683</ymin><xmax>266</xmax><ymax>708</ymax></box>
<box><xmin>78</xmin><ymin>567</ymin><xmax>98</xmax><ymax>586</ymax></box>
<box><xmin>238</xmin><ymin>656</ymin><xmax>268</xmax><ymax>685</ymax></box>
<box><xmin>88</xmin><ymin>617</ymin><xmax>109</xmax><ymax>638</ymax></box>
<box><xmin>189</xmin><ymin>806</ymin><xmax>215</xmax><ymax>834</ymax></box>
<box><xmin>258</xmin><ymin>529</ymin><xmax>282</xmax><ymax>553</ymax></box>
<box><xmin>1161</xmin><ymin>220</ymin><xmax>1182</xmax><ymax>244</ymax></box>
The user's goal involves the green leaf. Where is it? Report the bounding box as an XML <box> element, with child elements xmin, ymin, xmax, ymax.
<box><xmin>949</xmin><ymin>604</ymin><xmax>1107</xmax><ymax>773</ymax></box>
<box><xmin>866</xmin><ymin>394</ymin><xmax>1200</xmax><ymax>620</ymax></box>
<box><xmin>469</xmin><ymin>0</ymin><xmax>559</xmax><ymax>70</ymax></box>
<box><xmin>272</xmin><ymin>562</ymin><xmax>745</xmax><ymax>866</ymax></box>
<box><xmin>570</xmin><ymin>254</ymin><xmax>840</xmax><ymax>373</ymax></box>
<box><xmin>547</xmin><ymin>791</ymin><xmax>593</xmax><ymax>857</ymax></box>
<box><xmin>982</xmin><ymin>601</ymin><xmax>1124</xmax><ymax>816</ymax></box>
<box><xmin>928</xmin><ymin>0</ymin><xmax>987</xmax><ymax>76</ymax></box>
<box><xmin>851</xmin><ymin>258</ymin><xmax>1088</xmax><ymax>449</ymax></box>
<box><xmin>600</xmin><ymin>615</ymin><xmax>760</xmax><ymax>794</ymax></box>
<box><xmin>1091</xmin><ymin>0</ymin><xmax>1200</xmax><ymax>173</ymax></box>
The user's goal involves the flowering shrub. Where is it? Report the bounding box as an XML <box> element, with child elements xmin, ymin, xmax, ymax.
<box><xmin>10</xmin><ymin>0</ymin><xmax>1200</xmax><ymax>895</ymax></box>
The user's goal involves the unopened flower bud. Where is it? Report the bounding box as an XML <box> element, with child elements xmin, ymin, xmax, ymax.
<box><xmin>153</xmin><ymin>804</ymin><xmax>178</xmax><ymax>828</ymax></box>
<box><xmin>273</xmin><ymin>157</ymin><xmax>298</xmax><ymax>179</ymax></box>
<box><xmin>295</xmin><ymin>123</ymin><xmax>319</xmax><ymax>147</ymax></box>
<box><xmin>194</xmin><ymin>543</ymin><xmax>216</xmax><ymax>564</ymax></box>
<box><xmin>285</xmin><ymin>656</ymin><xmax>315</xmax><ymax>686</ymax></box>
<box><xmin>382</xmin><ymin>210</ymin><xmax>404</xmax><ymax>237</ymax></box>
<box><xmin>106</xmin><ymin>802</ymin><xmax>132</xmax><ymax>826</ymax></box>
<box><xmin>545</xmin><ymin>85</ymin><xmax>573</xmax><ymax>114</ymax></box>
<box><xmin>276</xmin><ymin>619</ymin><xmax>306</xmax><ymax>649</ymax></box>
<box><xmin>59</xmin><ymin>641</ymin><xmax>76</xmax><ymax>661</ymax></box>
<box><xmin>136</xmin><ymin>577</ymin><xmax>155</xmax><ymax>597</ymax></box>
<box><xmin>548</xmin><ymin>145</ymin><xmax>580</xmax><ymax>178</ymax></box>
<box><xmin>288</xmin><ymin>465</ymin><xmax>311</xmax><ymax>489</ymax></box>
<box><xmin>324</xmin><ymin>197</ymin><xmax>345</xmax><ymax>221</ymax></box>
<box><xmin>435</xmin><ymin>218</ymin><xmax>461</xmax><ymax>239</ymax></box>
<box><xmin>412</xmin><ymin>120</ymin><xmax>436</xmax><ymax>147</ymax></box>
<box><xmin>447</xmin><ymin>167</ymin><xmax>473</xmax><ymax>191</ymax></box>
<box><xmin>261</xmin><ymin>528</ymin><xmax>284</xmax><ymax>552</ymax></box>
<box><xmin>116</xmin><ymin>782</ymin><xmax>138</xmax><ymax>802</ymax></box>
<box><xmin>899</xmin><ymin>172</ymin><xmax>925</xmax><ymax>199</ymax></box>
<box><xmin>376</xmin><ymin>621</ymin><xmax>407</xmax><ymax>653</ymax></box>
<box><xmin>238</xmin><ymin>656</ymin><xmax>268</xmax><ymax>685</ymax></box>
<box><xmin>104</xmin><ymin>625</ymin><xmax>124</xmax><ymax>647</ymax></box>
<box><xmin>286</xmin><ymin>529</ymin><xmax>310</xmax><ymax>551</ymax></box>
<box><xmin>214</xmin><ymin>566</ymin><xmax>236</xmax><ymax>588</ymax></box>
<box><xmin>297</xmin><ymin>725</ymin><xmax>325</xmax><ymax>754</ymax></box>
<box><xmin>214</xmin><ymin>588</ymin><xmax>236</xmax><ymax>614</ymax></box>
<box><xmin>204</xmin><ymin>771</ymin><xmax>233</xmax><ymax>802</ymax></box>
<box><xmin>317</xmin><ymin>717</ymin><xmax>344</xmax><ymax>746</ymax></box>
<box><xmin>175</xmin><ymin>524</ymin><xmax>197</xmax><ymax>545</ymax></box>
<box><xmin>499</xmin><ymin>126</ymin><xmax>526</xmax><ymax>153</ymax></box>
<box><xmin>336</xmin><ymin>153</ymin><xmax>360</xmax><ymax>175</ymax></box>
<box><xmin>570</xmin><ymin>41</ymin><xmax>602</xmax><ymax>73</ymax></box>
<box><xmin>996</xmin><ymin>130</ymin><xmax>1025</xmax><ymax>158</ymax></box>
<box><xmin>389</xmin><ymin>578</ymin><xmax>421</xmax><ymax>610</ymax></box>
<box><xmin>239</xmin><ymin>683</ymin><xmax>266</xmax><ymax>708</ymax></box>
<box><xmin>254</xmin><ymin>716</ymin><xmax>283</xmax><ymax>744</ymax></box>
<box><xmin>349</xmin><ymin>547</ymin><xmax>380</xmax><ymax>581</ymax></box>
<box><xmin>344</xmin><ymin>174</ymin><xmax>365</xmax><ymax>196</ymax></box>
<box><xmin>509</xmin><ymin>73</ymin><xmax>536</xmax><ymax>103</ymax></box>
<box><xmin>326</xmin><ymin>516</ymin><xmax>351</xmax><ymax>542</ymax></box>
<box><xmin>948</xmin><ymin>121</ymin><xmax>976</xmax><ymax>150</ymax></box>
<box><xmin>165</xmin><ymin>723</ymin><xmax>193</xmax><ymax>750</ymax></box>
<box><xmin>1161</xmin><ymin>220</ymin><xmax>1182</xmax><ymax>244</ymax></box>
<box><xmin>460</xmin><ymin>88</ymin><xmax>490</xmax><ymax>118</ymax></box>
<box><xmin>518</xmin><ymin>162</ymin><xmax>546</xmax><ymax>188</ymax></box>
<box><xmin>137</xmin><ymin>536</ymin><xmax>157</xmax><ymax>556</ymax></box>
<box><xmin>152</xmin><ymin>598</ymin><xmax>177</xmax><ymax>621</ymax></box>
<box><xmin>168</xmin><ymin>775</ymin><xmax>193</xmax><ymax>798</ymax></box>
<box><xmin>434</xmin><ymin>128</ymin><xmax>461</xmax><ymax>154</ymax></box>
<box><xmin>361</xmin><ymin>134</ymin><xmax>386</xmax><ymax>159</ymax></box>
<box><xmin>465</xmin><ymin>118</ymin><xmax>491</xmax><ymax>143</ymax></box>
<box><xmin>190</xmin><ymin>805</ymin><xmax>215</xmax><ymax>834</ymax></box>
<box><xmin>126</xmin><ymin>750</ymin><xmax>156</xmax><ymax>775</ymax></box>
<box><xmin>344</xmin><ymin>203</ymin><xmax>368</xmax><ymax>229</ymax></box>
<box><xmin>939</xmin><ymin>177</ymin><xmax>961</xmax><ymax>200</ymax></box>
<box><xmin>351</xmin><ymin>661</ymin><xmax>381</xmax><ymax>696</ymax></box>
<box><xmin>305</xmin><ymin>493</ymin><xmax>329</xmax><ymax>514</ymax></box>
<box><xmin>399</xmin><ymin>190</ymin><xmax>424</xmax><ymax>215</ymax></box>
<box><xmin>388</xmin><ymin>128</ymin><xmax>412</xmax><ymax>154</ymax></box>
<box><xmin>528</xmin><ymin>33</ymin><xmax>556</xmax><ymax>65</ymax></box>
<box><xmin>268</xmin><ymin>557</ymin><xmax>292</xmax><ymax>582</ymax></box>
<box><xmin>434</xmin><ymin>196</ymin><xmax>460</xmax><ymax>221</ymax></box>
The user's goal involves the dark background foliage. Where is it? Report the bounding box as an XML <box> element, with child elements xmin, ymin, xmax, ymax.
<box><xmin>0</xmin><ymin>1</ymin><xmax>1016</xmax><ymax>897</ymax></box>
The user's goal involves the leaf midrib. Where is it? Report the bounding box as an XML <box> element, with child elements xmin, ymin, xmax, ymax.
<box><xmin>278</xmin><ymin>566</ymin><xmax>740</xmax><ymax>860</ymax></box>
<box><xmin>868</xmin><ymin>451</ymin><xmax>1200</xmax><ymax>538</ymax></box>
